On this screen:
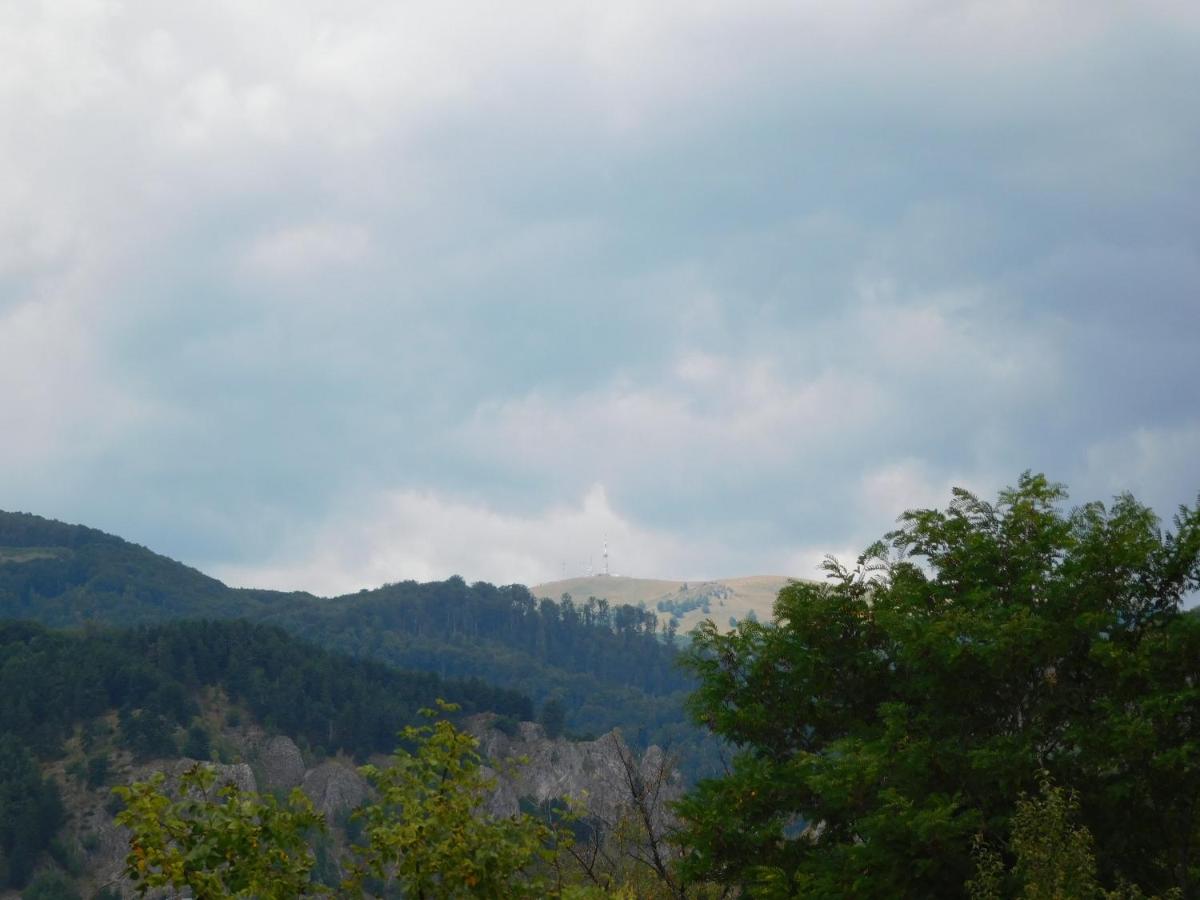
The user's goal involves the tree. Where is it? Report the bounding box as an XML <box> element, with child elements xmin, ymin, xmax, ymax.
<box><xmin>182</xmin><ymin>721</ymin><xmax>211</xmax><ymax>760</ymax></box>
<box><xmin>114</xmin><ymin>764</ymin><xmax>324</xmax><ymax>899</ymax></box>
<box><xmin>0</xmin><ymin>736</ymin><xmax>64</xmax><ymax>888</ymax></box>
<box><xmin>965</xmin><ymin>775</ymin><xmax>1178</xmax><ymax>900</ymax></box>
<box><xmin>20</xmin><ymin>869</ymin><xmax>82</xmax><ymax>900</ymax></box>
<box><xmin>346</xmin><ymin>703</ymin><xmax>555</xmax><ymax>898</ymax></box>
<box><xmin>561</xmin><ymin>733</ymin><xmax>690</xmax><ymax>899</ymax></box>
<box><xmin>678</xmin><ymin>474</ymin><xmax>1200</xmax><ymax>897</ymax></box>
<box><xmin>118</xmin><ymin>705</ymin><xmax>559</xmax><ymax>898</ymax></box>
<box><xmin>541</xmin><ymin>697</ymin><xmax>567</xmax><ymax>740</ymax></box>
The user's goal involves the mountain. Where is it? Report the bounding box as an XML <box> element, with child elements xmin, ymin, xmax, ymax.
<box><xmin>0</xmin><ymin>511</ymin><xmax>305</xmax><ymax>626</ymax></box>
<box><xmin>533</xmin><ymin>574</ymin><xmax>796</xmax><ymax>634</ymax></box>
<box><xmin>0</xmin><ymin>618</ymin><xmax>532</xmax><ymax>894</ymax></box>
<box><xmin>0</xmin><ymin>510</ymin><xmax>709</xmax><ymax>766</ymax></box>
<box><xmin>0</xmin><ymin>618</ymin><xmax>663</xmax><ymax>897</ymax></box>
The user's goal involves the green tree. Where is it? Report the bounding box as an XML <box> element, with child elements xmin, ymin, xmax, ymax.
<box><xmin>117</xmin><ymin>706</ymin><xmax>562</xmax><ymax>898</ymax></box>
<box><xmin>182</xmin><ymin>721</ymin><xmax>212</xmax><ymax>760</ymax></box>
<box><xmin>346</xmin><ymin>702</ymin><xmax>555</xmax><ymax>898</ymax></box>
<box><xmin>86</xmin><ymin>754</ymin><xmax>110</xmax><ymax>789</ymax></box>
<box><xmin>0</xmin><ymin>736</ymin><xmax>64</xmax><ymax>888</ymax></box>
<box><xmin>114</xmin><ymin>764</ymin><xmax>324</xmax><ymax>899</ymax></box>
<box><xmin>966</xmin><ymin>776</ymin><xmax>1178</xmax><ymax>900</ymax></box>
<box><xmin>678</xmin><ymin>474</ymin><xmax>1200</xmax><ymax>897</ymax></box>
<box><xmin>541</xmin><ymin>697</ymin><xmax>567</xmax><ymax>740</ymax></box>
<box><xmin>21</xmin><ymin>869</ymin><xmax>82</xmax><ymax>900</ymax></box>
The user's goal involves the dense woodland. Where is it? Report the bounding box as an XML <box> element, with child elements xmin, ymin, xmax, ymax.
<box><xmin>0</xmin><ymin>619</ymin><xmax>531</xmax><ymax>761</ymax></box>
<box><xmin>269</xmin><ymin>578</ymin><xmax>695</xmax><ymax>751</ymax></box>
<box><xmin>0</xmin><ymin>619</ymin><xmax>533</xmax><ymax>891</ymax></box>
<box><xmin>0</xmin><ymin>511</ymin><xmax>700</xmax><ymax>756</ymax></box>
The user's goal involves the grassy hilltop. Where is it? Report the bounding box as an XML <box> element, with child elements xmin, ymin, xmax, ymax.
<box><xmin>533</xmin><ymin>574</ymin><xmax>796</xmax><ymax>634</ymax></box>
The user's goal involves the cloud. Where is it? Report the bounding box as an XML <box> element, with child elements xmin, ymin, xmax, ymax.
<box><xmin>0</xmin><ymin>281</ymin><xmax>160</xmax><ymax>514</ymax></box>
<box><xmin>243</xmin><ymin>222</ymin><xmax>371</xmax><ymax>278</ymax></box>
<box><xmin>212</xmin><ymin>484</ymin><xmax>698</xmax><ymax>595</ymax></box>
<box><xmin>0</xmin><ymin>0</ymin><xmax>1195</xmax><ymax>587</ymax></box>
<box><xmin>1078</xmin><ymin>423</ymin><xmax>1200</xmax><ymax>516</ymax></box>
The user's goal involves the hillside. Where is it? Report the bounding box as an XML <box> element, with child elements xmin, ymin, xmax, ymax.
<box><xmin>0</xmin><ymin>510</ymin><xmax>708</xmax><ymax>766</ymax></box>
<box><xmin>533</xmin><ymin>574</ymin><xmax>796</xmax><ymax>634</ymax></box>
<box><xmin>0</xmin><ymin>619</ymin><xmax>534</xmax><ymax>895</ymax></box>
<box><xmin>0</xmin><ymin>511</ymin><xmax>306</xmax><ymax>626</ymax></box>
<box><xmin>0</xmin><ymin>619</ymin><xmax>663</xmax><ymax>898</ymax></box>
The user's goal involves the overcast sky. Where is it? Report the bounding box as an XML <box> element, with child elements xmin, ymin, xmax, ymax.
<box><xmin>2</xmin><ymin>0</ymin><xmax>1198</xmax><ymax>594</ymax></box>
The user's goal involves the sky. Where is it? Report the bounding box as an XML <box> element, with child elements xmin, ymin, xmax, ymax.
<box><xmin>2</xmin><ymin>0</ymin><xmax>1198</xmax><ymax>595</ymax></box>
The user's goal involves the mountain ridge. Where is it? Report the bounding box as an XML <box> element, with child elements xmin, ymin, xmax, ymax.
<box><xmin>0</xmin><ymin>509</ymin><xmax>714</xmax><ymax>769</ymax></box>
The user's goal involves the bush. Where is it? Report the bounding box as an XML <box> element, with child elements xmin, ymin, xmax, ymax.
<box><xmin>22</xmin><ymin>870</ymin><xmax>82</xmax><ymax>900</ymax></box>
<box><xmin>493</xmin><ymin>715</ymin><xmax>520</xmax><ymax>737</ymax></box>
<box><xmin>86</xmin><ymin>755</ymin><xmax>109</xmax><ymax>789</ymax></box>
<box><xmin>182</xmin><ymin>722</ymin><xmax>211</xmax><ymax>760</ymax></box>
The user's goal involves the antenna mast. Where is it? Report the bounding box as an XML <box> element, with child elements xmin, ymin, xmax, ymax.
<box><xmin>603</xmin><ymin>537</ymin><xmax>609</xmax><ymax>577</ymax></box>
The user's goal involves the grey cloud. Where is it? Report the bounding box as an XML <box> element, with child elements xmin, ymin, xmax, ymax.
<box><xmin>1</xmin><ymin>1</ymin><xmax>1197</xmax><ymax>582</ymax></box>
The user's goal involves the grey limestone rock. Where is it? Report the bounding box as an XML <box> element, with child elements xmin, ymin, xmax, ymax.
<box><xmin>302</xmin><ymin>760</ymin><xmax>370</xmax><ymax>820</ymax></box>
<box><xmin>464</xmin><ymin>715</ymin><xmax>682</xmax><ymax>825</ymax></box>
<box><xmin>258</xmin><ymin>735</ymin><xmax>306</xmax><ymax>791</ymax></box>
<box><xmin>162</xmin><ymin>758</ymin><xmax>258</xmax><ymax>794</ymax></box>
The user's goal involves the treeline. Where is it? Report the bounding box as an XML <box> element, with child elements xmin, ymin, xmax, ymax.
<box><xmin>305</xmin><ymin>578</ymin><xmax>684</xmax><ymax>692</ymax></box>
<box><xmin>0</xmin><ymin>512</ymin><xmax>279</xmax><ymax>625</ymax></box>
<box><xmin>0</xmin><ymin>514</ymin><xmax>685</xmax><ymax>696</ymax></box>
<box><xmin>0</xmin><ymin>619</ymin><xmax>531</xmax><ymax>762</ymax></box>
<box><xmin>268</xmin><ymin>577</ymin><xmax>713</xmax><ymax>769</ymax></box>
<box><xmin>0</xmin><ymin>511</ymin><xmax>703</xmax><ymax>759</ymax></box>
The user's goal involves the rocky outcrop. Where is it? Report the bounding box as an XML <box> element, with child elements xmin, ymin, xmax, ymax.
<box><xmin>258</xmin><ymin>735</ymin><xmax>306</xmax><ymax>792</ymax></box>
<box><xmin>464</xmin><ymin>716</ymin><xmax>682</xmax><ymax>825</ymax></box>
<box><xmin>162</xmin><ymin>758</ymin><xmax>258</xmax><ymax>794</ymax></box>
<box><xmin>302</xmin><ymin>760</ymin><xmax>370</xmax><ymax>820</ymax></box>
<box><xmin>54</xmin><ymin>718</ymin><xmax>676</xmax><ymax>899</ymax></box>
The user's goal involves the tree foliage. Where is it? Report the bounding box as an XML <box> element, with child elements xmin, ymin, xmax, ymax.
<box><xmin>117</xmin><ymin>706</ymin><xmax>560</xmax><ymax>899</ymax></box>
<box><xmin>0</xmin><ymin>735</ymin><xmax>64</xmax><ymax>888</ymax></box>
<box><xmin>678</xmin><ymin>474</ymin><xmax>1200</xmax><ymax>897</ymax></box>
<box><xmin>966</xmin><ymin>776</ymin><xmax>1179</xmax><ymax>900</ymax></box>
<box><xmin>115</xmin><ymin>765</ymin><xmax>324</xmax><ymax>899</ymax></box>
<box><xmin>0</xmin><ymin>619</ymin><xmax>530</xmax><ymax>762</ymax></box>
<box><xmin>347</xmin><ymin>703</ymin><xmax>555</xmax><ymax>898</ymax></box>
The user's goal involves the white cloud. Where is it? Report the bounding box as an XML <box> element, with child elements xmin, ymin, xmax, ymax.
<box><xmin>461</xmin><ymin>354</ymin><xmax>885</xmax><ymax>492</ymax></box>
<box><xmin>0</xmin><ymin>294</ymin><xmax>150</xmax><ymax>471</ymax></box>
<box><xmin>243</xmin><ymin>222</ymin><xmax>371</xmax><ymax>278</ymax></box>
<box><xmin>211</xmin><ymin>484</ymin><xmax>699</xmax><ymax>595</ymax></box>
<box><xmin>858</xmin><ymin>459</ymin><xmax>961</xmax><ymax>520</ymax></box>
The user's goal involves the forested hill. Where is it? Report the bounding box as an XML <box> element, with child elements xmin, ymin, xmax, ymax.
<box><xmin>0</xmin><ymin>510</ymin><xmax>305</xmax><ymax>625</ymax></box>
<box><xmin>0</xmin><ymin>619</ymin><xmax>531</xmax><ymax>761</ymax></box>
<box><xmin>271</xmin><ymin>578</ymin><xmax>696</xmax><ymax>753</ymax></box>
<box><xmin>0</xmin><ymin>618</ymin><xmax>532</xmax><ymax>892</ymax></box>
<box><xmin>0</xmin><ymin>511</ymin><xmax>699</xmax><ymax>753</ymax></box>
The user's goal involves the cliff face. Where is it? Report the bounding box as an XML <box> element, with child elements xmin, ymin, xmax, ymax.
<box><xmin>44</xmin><ymin>720</ymin><xmax>679</xmax><ymax>898</ymax></box>
<box><xmin>55</xmin><ymin>735</ymin><xmax>370</xmax><ymax>899</ymax></box>
<box><xmin>464</xmin><ymin>715</ymin><xmax>682</xmax><ymax>827</ymax></box>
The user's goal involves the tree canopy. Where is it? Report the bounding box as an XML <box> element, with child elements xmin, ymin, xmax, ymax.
<box><xmin>678</xmin><ymin>473</ymin><xmax>1200</xmax><ymax>897</ymax></box>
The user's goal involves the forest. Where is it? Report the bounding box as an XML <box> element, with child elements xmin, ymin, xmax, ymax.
<box><xmin>0</xmin><ymin>619</ymin><xmax>531</xmax><ymax>892</ymax></box>
<box><xmin>0</xmin><ymin>511</ymin><xmax>700</xmax><ymax>758</ymax></box>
